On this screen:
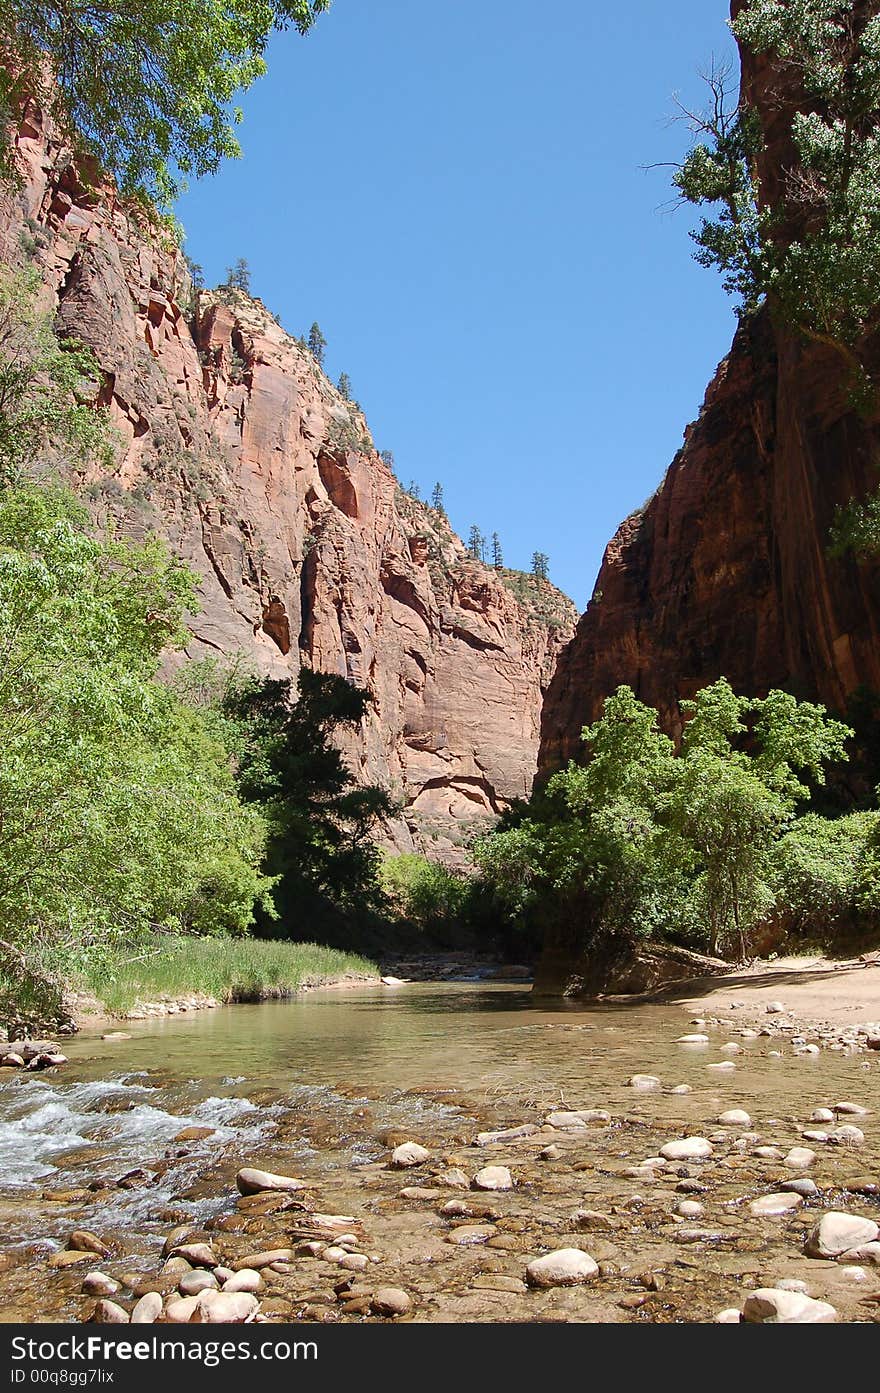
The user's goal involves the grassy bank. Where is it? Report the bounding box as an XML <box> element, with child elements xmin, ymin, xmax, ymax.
<box><xmin>75</xmin><ymin>938</ymin><xmax>378</xmax><ymax>1016</ymax></box>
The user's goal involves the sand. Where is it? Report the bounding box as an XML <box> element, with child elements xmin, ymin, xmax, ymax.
<box><xmin>668</xmin><ymin>954</ymin><xmax>880</xmax><ymax>1029</ymax></box>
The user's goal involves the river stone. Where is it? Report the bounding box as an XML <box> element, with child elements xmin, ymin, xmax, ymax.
<box><xmin>782</xmin><ymin>1178</ymin><xmax>819</xmax><ymax>1197</ymax></box>
<box><xmin>391</xmin><ymin>1142</ymin><xmax>430</xmax><ymax>1168</ymax></box>
<box><xmin>130</xmin><ymin>1292</ymin><xmax>163</xmax><ymax>1324</ymax></box>
<box><xmin>804</xmin><ymin>1212</ymin><xmax>879</xmax><ymax>1258</ymax></box>
<box><xmin>473</xmin><ymin>1166</ymin><xmax>513</xmax><ymax>1192</ymax></box>
<box><xmin>741</xmin><ymin>1288</ymin><xmax>836</xmax><ymax>1323</ymax></box>
<box><xmin>828</xmin><ymin>1125</ymin><xmax>865</xmax><ymax>1146</ymax></box>
<box><xmin>776</xmin><ymin>1278</ymin><xmax>809</xmax><ymax>1293</ymax></box>
<box><xmin>399</xmin><ymin>1186</ymin><xmax>442</xmax><ymax>1201</ymax></box>
<box><xmin>707</xmin><ymin>1061</ymin><xmax>736</xmax><ymax>1073</ymax></box>
<box><xmin>715</xmin><ymin>1308</ymin><xmax>742</xmax><ymax>1323</ymax></box>
<box><xmin>840</xmin><ymin>1265</ymin><xmax>868</xmax><ymax>1282</ymax></box>
<box><xmin>222</xmin><ymin>1269</ymin><xmax>264</xmax><ymax>1295</ymax></box>
<box><xmin>475</xmin><ymin>1124</ymin><xmax>537</xmax><ymax>1145</ymax></box>
<box><xmin>192</xmin><ymin>1291</ymin><xmax>260</xmax><ymax>1324</ymax></box>
<box><xmin>471</xmin><ymin>1275</ymin><xmax>528</xmax><ymax>1294</ymax></box>
<box><xmin>675</xmin><ymin>1200</ymin><xmax>705</xmax><ymax>1218</ymax></box>
<box><xmin>236</xmin><ymin>1167</ymin><xmax>308</xmax><ymax>1196</ymax></box>
<box><xmin>540</xmin><ymin>1145</ymin><xmax>563</xmax><ymax>1160</ymax></box>
<box><xmin>232</xmin><ymin>1249</ymin><xmax>296</xmax><ymax>1270</ymax></box>
<box><xmin>670</xmin><ymin>1084</ymin><xmax>693</xmax><ymax>1094</ymax></box>
<box><xmin>526</xmin><ymin>1249</ymin><xmax>599</xmax><ymax>1288</ymax></box>
<box><xmin>835</xmin><ymin>1102</ymin><xmax>868</xmax><ymax>1115</ymax></box>
<box><xmin>765</xmin><ymin>1002</ymin><xmax>786</xmax><ymax>1014</ymax></box>
<box><xmin>445</xmin><ymin>1224</ymin><xmax>497</xmax><ymax>1245</ymax></box>
<box><xmin>718</xmin><ymin>1110</ymin><xmax>751</xmax><ymax>1126</ymax></box>
<box><xmin>69</xmin><ymin>1229</ymin><xmax>110</xmax><ymax>1257</ymax></box>
<box><xmin>809</xmin><ymin>1108</ymin><xmax>834</xmax><ymax>1124</ymax></box>
<box><xmin>48</xmin><ymin>1251</ymin><xmax>93</xmax><ymax>1269</ymax></box>
<box><xmin>164</xmin><ymin>1294</ymin><xmax>203</xmax><ymax>1323</ymax></box>
<box><xmin>169</xmin><ymin>1243</ymin><xmax>216</xmax><ymax>1269</ymax></box>
<box><xmin>178</xmin><ymin>1270</ymin><xmax>218</xmax><ymax>1297</ymax></box>
<box><xmin>840</xmin><ymin>1242</ymin><xmax>880</xmax><ymax>1264</ymax></box>
<box><xmin>82</xmin><ymin>1272</ymin><xmax>119</xmax><ymax>1297</ymax></box>
<box><xmin>749</xmin><ymin>1192</ymin><xmax>803</xmax><ymax>1217</ymax></box>
<box><xmin>659</xmin><ymin>1137</ymin><xmax>714</xmax><ymax>1162</ymax></box>
<box><xmin>371</xmin><ymin>1288</ymin><xmax>412</xmax><ymax>1317</ymax></box>
<box><xmin>93</xmin><ymin>1300</ymin><xmax>130</xmax><ymax>1324</ymax></box>
<box><xmin>753</xmin><ymin>1146</ymin><xmax>783</xmax><ymax>1161</ymax></box>
<box><xmin>675</xmin><ymin>1034</ymin><xmax>709</xmax><ymax>1044</ymax></box>
<box><xmin>173</xmin><ymin>1126</ymin><xmax>215</xmax><ymax>1144</ymax></box>
<box><xmin>338</xmin><ymin>1253</ymin><xmax>370</xmax><ymax>1272</ymax></box>
<box><xmin>436</xmin><ymin>1169</ymin><xmax>470</xmax><ymax>1189</ymax></box>
<box><xmin>629</xmin><ymin>1075</ymin><xmax>661</xmax><ymax>1090</ymax></box>
<box><xmin>783</xmin><ymin>1147</ymin><xmax>817</xmax><ymax>1169</ymax></box>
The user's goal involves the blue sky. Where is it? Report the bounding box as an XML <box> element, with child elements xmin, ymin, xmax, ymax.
<box><xmin>177</xmin><ymin>0</ymin><xmax>739</xmax><ymax>608</ymax></box>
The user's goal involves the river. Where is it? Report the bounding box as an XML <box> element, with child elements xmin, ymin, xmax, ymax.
<box><xmin>0</xmin><ymin>982</ymin><xmax>877</xmax><ymax>1322</ymax></box>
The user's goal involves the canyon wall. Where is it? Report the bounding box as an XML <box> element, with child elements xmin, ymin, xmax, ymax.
<box><xmin>539</xmin><ymin>2</ymin><xmax>880</xmax><ymax>776</ymax></box>
<box><xmin>2</xmin><ymin>101</ymin><xmax>576</xmax><ymax>858</ymax></box>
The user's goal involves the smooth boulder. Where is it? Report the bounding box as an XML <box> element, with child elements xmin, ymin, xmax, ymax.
<box><xmin>526</xmin><ymin>1249</ymin><xmax>598</xmax><ymax>1288</ymax></box>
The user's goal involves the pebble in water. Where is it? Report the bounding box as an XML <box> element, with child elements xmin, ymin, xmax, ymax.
<box><xmin>717</xmin><ymin>1110</ymin><xmax>751</xmax><ymax>1126</ymax></box>
<box><xmin>236</xmin><ymin>1167</ymin><xmax>308</xmax><ymax>1196</ymax></box>
<box><xmin>525</xmin><ymin>1249</ymin><xmax>599</xmax><ymax>1288</ymax></box>
<box><xmin>804</xmin><ymin>1212</ymin><xmax>880</xmax><ymax>1258</ymax></box>
<box><xmin>130</xmin><ymin>1292</ymin><xmax>163</xmax><ymax>1324</ymax></box>
<box><xmin>472</xmin><ymin>1166</ymin><xmax>513</xmax><ymax>1192</ymax></box>
<box><xmin>391</xmin><ymin>1142</ymin><xmax>430</xmax><ymax>1168</ymax></box>
<box><xmin>659</xmin><ymin>1138</ymin><xmax>714</xmax><ymax>1162</ymax></box>
<box><xmin>741</xmin><ymin>1289</ymin><xmax>836</xmax><ymax>1323</ymax></box>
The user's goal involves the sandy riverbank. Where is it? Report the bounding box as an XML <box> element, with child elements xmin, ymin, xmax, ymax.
<box><xmin>666</xmin><ymin>955</ymin><xmax>880</xmax><ymax>1030</ymax></box>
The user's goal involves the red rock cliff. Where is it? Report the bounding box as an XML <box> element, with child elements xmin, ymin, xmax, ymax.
<box><xmin>539</xmin><ymin>2</ymin><xmax>880</xmax><ymax>775</ymax></box>
<box><xmin>1</xmin><ymin>101</ymin><xmax>576</xmax><ymax>856</ymax></box>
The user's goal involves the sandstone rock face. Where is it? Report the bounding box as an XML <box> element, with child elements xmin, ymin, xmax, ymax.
<box><xmin>1</xmin><ymin>100</ymin><xmax>576</xmax><ymax>860</ymax></box>
<box><xmin>539</xmin><ymin>3</ymin><xmax>880</xmax><ymax>776</ymax></box>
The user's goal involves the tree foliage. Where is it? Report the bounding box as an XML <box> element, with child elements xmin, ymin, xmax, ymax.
<box><xmin>0</xmin><ymin>485</ymin><xmax>270</xmax><ymax>1031</ymax></box>
<box><xmin>0</xmin><ymin>266</ymin><xmax>112</xmax><ymax>484</ymax></box>
<box><xmin>474</xmin><ymin>679</ymin><xmax>856</xmax><ymax>963</ymax></box>
<box><xmin>0</xmin><ymin>1</ymin><xmax>330</xmax><ymax>203</ymax></box>
<box><xmin>308</xmin><ymin>320</ymin><xmax>327</xmax><ymax>367</ymax></box>
<box><xmin>220</xmin><ymin>669</ymin><xmax>392</xmax><ymax>942</ymax></box>
<box><xmin>675</xmin><ymin>1</ymin><xmax>880</xmax><ymax>386</ymax></box>
<box><xmin>225</xmin><ymin>258</ymin><xmax>252</xmax><ymax>293</ymax></box>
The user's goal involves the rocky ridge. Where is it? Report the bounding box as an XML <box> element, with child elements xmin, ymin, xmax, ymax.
<box><xmin>2</xmin><ymin>99</ymin><xmax>576</xmax><ymax>857</ymax></box>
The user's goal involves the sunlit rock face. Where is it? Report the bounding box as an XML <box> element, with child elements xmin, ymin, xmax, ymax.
<box><xmin>1</xmin><ymin>98</ymin><xmax>576</xmax><ymax>859</ymax></box>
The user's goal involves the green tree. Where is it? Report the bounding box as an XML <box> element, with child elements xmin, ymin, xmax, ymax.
<box><xmin>380</xmin><ymin>449</ymin><xmax>395</xmax><ymax>470</ymax></box>
<box><xmin>431</xmin><ymin>481</ymin><xmax>445</xmax><ymax>515</ymax></box>
<box><xmin>0</xmin><ymin>485</ymin><xmax>270</xmax><ymax>1032</ymax></box>
<box><xmin>468</xmin><ymin>524</ymin><xmax>485</xmax><ymax>561</ymax></box>
<box><xmin>674</xmin><ymin>2</ymin><xmax>880</xmax><ymax>389</ymax></box>
<box><xmin>491</xmin><ymin>531</ymin><xmax>503</xmax><ymax>569</ymax></box>
<box><xmin>474</xmin><ymin>679</ymin><xmax>854</xmax><ymax>968</ymax></box>
<box><xmin>225</xmin><ymin>258</ymin><xmax>251</xmax><ymax>293</ymax></box>
<box><xmin>0</xmin><ymin>1</ymin><xmax>330</xmax><ymax>203</ymax></box>
<box><xmin>221</xmin><ymin>669</ymin><xmax>391</xmax><ymax>943</ymax></box>
<box><xmin>531</xmin><ymin>550</ymin><xmax>549</xmax><ymax>580</ymax></box>
<box><xmin>337</xmin><ymin>371</ymin><xmax>352</xmax><ymax>400</ymax></box>
<box><xmin>0</xmin><ymin>265</ymin><xmax>112</xmax><ymax>484</ymax></box>
<box><xmin>308</xmin><ymin>321</ymin><xmax>327</xmax><ymax>367</ymax></box>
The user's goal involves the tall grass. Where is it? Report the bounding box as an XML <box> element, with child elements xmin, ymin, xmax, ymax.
<box><xmin>77</xmin><ymin>938</ymin><xmax>377</xmax><ymax>1015</ymax></box>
